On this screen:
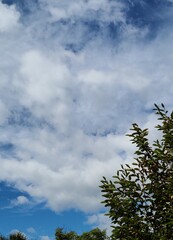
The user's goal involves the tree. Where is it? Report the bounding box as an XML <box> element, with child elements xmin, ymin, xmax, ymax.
<box><xmin>9</xmin><ymin>232</ymin><xmax>27</xmax><ymax>240</ymax></box>
<box><xmin>79</xmin><ymin>228</ymin><xmax>109</xmax><ymax>240</ymax></box>
<box><xmin>0</xmin><ymin>232</ymin><xmax>27</xmax><ymax>240</ymax></box>
<box><xmin>55</xmin><ymin>228</ymin><xmax>78</xmax><ymax>240</ymax></box>
<box><xmin>100</xmin><ymin>104</ymin><xmax>173</xmax><ymax>240</ymax></box>
<box><xmin>55</xmin><ymin>227</ymin><xmax>109</xmax><ymax>240</ymax></box>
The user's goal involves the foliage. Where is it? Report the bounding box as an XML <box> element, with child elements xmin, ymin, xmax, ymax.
<box><xmin>9</xmin><ymin>232</ymin><xmax>27</xmax><ymax>240</ymax></box>
<box><xmin>79</xmin><ymin>228</ymin><xmax>109</xmax><ymax>240</ymax></box>
<box><xmin>55</xmin><ymin>228</ymin><xmax>78</xmax><ymax>240</ymax></box>
<box><xmin>0</xmin><ymin>232</ymin><xmax>27</xmax><ymax>240</ymax></box>
<box><xmin>55</xmin><ymin>227</ymin><xmax>109</xmax><ymax>240</ymax></box>
<box><xmin>100</xmin><ymin>104</ymin><xmax>173</xmax><ymax>240</ymax></box>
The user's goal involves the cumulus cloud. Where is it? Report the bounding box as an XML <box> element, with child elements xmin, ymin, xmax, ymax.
<box><xmin>11</xmin><ymin>196</ymin><xmax>30</xmax><ymax>206</ymax></box>
<box><xmin>0</xmin><ymin>133</ymin><xmax>133</xmax><ymax>212</ymax></box>
<box><xmin>0</xmin><ymin>0</ymin><xmax>173</xmax><ymax>215</ymax></box>
<box><xmin>0</xmin><ymin>2</ymin><xmax>20</xmax><ymax>32</ymax></box>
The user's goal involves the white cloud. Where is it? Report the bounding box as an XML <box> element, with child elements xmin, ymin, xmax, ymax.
<box><xmin>0</xmin><ymin>2</ymin><xmax>20</xmax><ymax>32</ymax></box>
<box><xmin>18</xmin><ymin>49</ymin><xmax>70</xmax><ymax>105</ymax></box>
<box><xmin>0</xmin><ymin>132</ymin><xmax>133</xmax><ymax>212</ymax></box>
<box><xmin>11</xmin><ymin>196</ymin><xmax>29</xmax><ymax>206</ymax></box>
<box><xmin>40</xmin><ymin>0</ymin><xmax>124</xmax><ymax>23</ymax></box>
<box><xmin>40</xmin><ymin>236</ymin><xmax>51</xmax><ymax>240</ymax></box>
<box><xmin>9</xmin><ymin>229</ymin><xmax>22</xmax><ymax>235</ymax></box>
<box><xmin>87</xmin><ymin>213</ymin><xmax>112</xmax><ymax>236</ymax></box>
<box><xmin>27</xmin><ymin>227</ymin><xmax>36</xmax><ymax>234</ymax></box>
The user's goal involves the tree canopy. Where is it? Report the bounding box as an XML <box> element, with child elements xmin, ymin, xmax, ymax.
<box><xmin>0</xmin><ymin>232</ymin><xmax>27</xmax><ymax>240</ymax></box>
<box><xmin>100</xmin><ymin>104</ymin><xmax>173</xmax><ymax>239</ymax></box>
<box><xmin>55</xmin><ymin>227</ymin><xmax>109</xmax><ymax>240</ymax></box>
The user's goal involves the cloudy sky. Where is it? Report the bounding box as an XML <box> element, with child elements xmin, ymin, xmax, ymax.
<box><xmin>0</xmin><ymin>0</ymin><xmax>173</xmax><ymax>239</ymax></box>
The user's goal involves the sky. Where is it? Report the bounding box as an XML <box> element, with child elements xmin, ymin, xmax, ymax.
<box><xmin>0</xmin><ymin>0</ymin><xmax>173</xmax><ymax>239</ymax></box>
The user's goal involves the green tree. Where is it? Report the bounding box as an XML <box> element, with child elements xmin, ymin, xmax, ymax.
<box><xmin>100</xmin><ymin>104</ymin><xmax>173</xmax><ymax>240</ymax></box>
<box><xmin>9</xmin><ymin>232</ymin><xmax>27</xmax><ymax>240</ymax></box>
<box><xmin>79</xmin><ymin>228</ymin><xmax>109</xmax><ymax>240</ymax></box>
<box><xmin>55</xmin><ymin>227</ymin><xmax>109</xmax><ymax>240</ymax></box>
<box><xmin>55</xmin><ymin>228</ymin><xmax>78</xmax><ymax>240</ymax></box>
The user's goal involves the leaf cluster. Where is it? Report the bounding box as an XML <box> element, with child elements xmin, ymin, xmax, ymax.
<box><xmin>100</xmin><ymin>104</ymin><xmax>173</xmax><ymax>240</ymax></box>
<box><xmin>55</xmin><ymin>227</ymin><xmax>109</xmax><ymax>240</ymax></box>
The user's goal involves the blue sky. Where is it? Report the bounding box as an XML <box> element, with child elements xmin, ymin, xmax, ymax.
<box><xmin>0</xmin><ymin>0</ymin><xmax>173</xmax><ymax>239</ymax></box>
